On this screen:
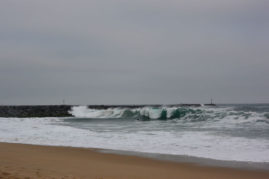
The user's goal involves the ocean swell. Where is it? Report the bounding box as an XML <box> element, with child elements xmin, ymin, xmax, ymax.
<box><xmin>69</xmin><ymin>106</ymin><xmax>269</xmax><ymax>124</ymax></box>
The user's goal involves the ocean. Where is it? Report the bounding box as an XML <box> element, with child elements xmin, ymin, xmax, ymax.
<box><xmin>1</xmin><ymin>104</ymin><xmax>269</xmax><ymax>164</ymax></box>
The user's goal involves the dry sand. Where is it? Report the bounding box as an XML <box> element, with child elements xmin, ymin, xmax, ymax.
<box><xmin>0</xmin><ymin>142</ymin><xmax>269</xmax><ymax>179</ymax></box>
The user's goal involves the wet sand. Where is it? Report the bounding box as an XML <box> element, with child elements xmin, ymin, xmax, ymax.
<box><xmin>0</xmin><ymin>142</ymin><xmax>269</xmax><ymax>179</ymax></box>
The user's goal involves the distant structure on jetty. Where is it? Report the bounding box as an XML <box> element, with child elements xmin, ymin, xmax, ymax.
<box><xmin>204</xmin><ymin>98</ymin><xmax>216</xmax><ymax>106</ymax></box>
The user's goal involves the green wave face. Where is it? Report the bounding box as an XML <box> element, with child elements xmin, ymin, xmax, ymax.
<box><xmin>69</xmin><ymin>106</ymin><xmax>269</xmax><ymax>124</ymax></box>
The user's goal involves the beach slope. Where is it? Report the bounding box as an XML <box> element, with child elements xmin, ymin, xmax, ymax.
<box><xmin>0</xmin><ymin>142</ymin><xmax>269</xmax><ymax>179</ymax></box>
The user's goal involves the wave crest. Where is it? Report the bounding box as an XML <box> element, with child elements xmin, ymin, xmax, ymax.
<box><xmin>69</xmin><ymin>106</ymin><xmax>269</xmax><ymax>124</ymax></box>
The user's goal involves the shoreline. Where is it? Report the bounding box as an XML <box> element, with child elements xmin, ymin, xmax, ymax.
<box><xmin>1</xmin><ymin>142</ymin><xmax>269</xmax><ymax>179</ymax></box>
<box><xmin>99</xmin><ymin>149</ymin><xmax>269</xmax><ymax>171</ymax></box>
<box><xmin>2</xmin><ymin>141</ymin><xmax>269</xmax><ymax>170</ymax></box>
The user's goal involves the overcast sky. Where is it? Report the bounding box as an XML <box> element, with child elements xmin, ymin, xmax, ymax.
<box><xmin>0</xmin><ymin>0</ymin><xmax>269</xmax><ymax>105</ymax></box>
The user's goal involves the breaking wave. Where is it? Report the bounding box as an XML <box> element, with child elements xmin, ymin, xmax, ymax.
<box><xmin>69</xmin><ymin>106</ymin><xmax>269</xmax><ymax>123</ymax></box>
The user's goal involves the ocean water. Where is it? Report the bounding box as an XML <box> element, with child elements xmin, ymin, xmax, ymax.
<box><xmin>0</xmin><ymin>104</ymin><xmax>269</xmax><ymax>163</ymax></box>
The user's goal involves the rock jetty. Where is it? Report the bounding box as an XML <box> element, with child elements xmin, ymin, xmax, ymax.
<box><xmin>0</xmin><ymin>104</ymin><xmax>215</xmax><ymax>117</ymax></box>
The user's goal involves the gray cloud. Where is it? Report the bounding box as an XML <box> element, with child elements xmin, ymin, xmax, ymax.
<box><xmin>0</xmin><ymin>0</ymin><xmax>269</xmax><ymax>104</ymax></box>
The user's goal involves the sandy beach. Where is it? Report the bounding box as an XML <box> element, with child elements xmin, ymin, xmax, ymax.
<box><xmin>0</xmin><ymin>142</ymin><xmax>268</xmax><ymax>179</ymax></box>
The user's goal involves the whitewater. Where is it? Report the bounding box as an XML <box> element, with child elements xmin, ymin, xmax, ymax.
<box><xmin>1</xmin><ymin>104</ymin><xmax>269</xmax><ymax>163</ymax></box>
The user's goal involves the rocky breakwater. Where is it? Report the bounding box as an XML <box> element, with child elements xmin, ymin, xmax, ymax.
<box><xmin>0</xmin><ymin>105</ymin><xmax>73</xmax><ymax>117</ymax></box>
<box><xmin>0</xmin><ymin>104</ymin><xmax>214</xmax><ymax>117</ymax></box>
